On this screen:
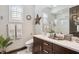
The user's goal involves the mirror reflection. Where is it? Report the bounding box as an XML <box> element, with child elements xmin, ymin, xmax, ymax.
<box><xmin>39</xmin><ymin>5</ymin><xmax>74</xmax><ymax>35</ymax></box>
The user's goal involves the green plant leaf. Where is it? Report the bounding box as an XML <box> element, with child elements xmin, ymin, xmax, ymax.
<box><xmin>0</xmin><ymin>35</ymin><xmax>5</xmax><ymax>43</ymax></box>
<box><xmin>0</xmin><ymin>35</ymin><xmax>5</xmax><ymax>48</ymax></box>
<box><xmin>2</xmin><ymin>39</ymin><xmax>10</xmax><ymax>48</ymax></box>
<box><xmin>0</xmin><ymin>35</ymin><xmax>13</xmax><ymax>48</ymax></box>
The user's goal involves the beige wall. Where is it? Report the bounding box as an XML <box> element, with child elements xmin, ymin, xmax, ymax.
<box><xmin>0</xmin><ymin>5</ymin><xmax>8</xmax><ymax>37</ymax></box>
<box><xmin>0</xmin><ymin>5</ymin><xmax>35</xmax><ymax>51</ymax></box>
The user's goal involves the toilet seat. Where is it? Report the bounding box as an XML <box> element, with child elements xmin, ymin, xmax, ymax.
<box><xmin>25</xmin><ymin>39</ymin><xmax>33</xmax><ymax>45</ymax></box>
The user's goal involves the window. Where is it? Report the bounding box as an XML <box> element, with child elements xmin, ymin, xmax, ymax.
<box><xmin>7</xmin><ymin>24</ymin><xmax>23</xmax><ymax>40</ymax></box>
<box><xmin>9</xmin><ymin>5</ymin><xmax>23</xmax><ymax>22</ymax></box>
<box><xmin>8</xmin><ymin>5</ymin><xmax>23</xmax><ymax>40</ymax></box>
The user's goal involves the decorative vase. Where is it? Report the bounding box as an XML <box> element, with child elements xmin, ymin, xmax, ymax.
<box><xmin>49</xmin><ymin>33</ymin><xmax>55</xmax><ymax>38</ymax></box>
<box><xmin>46</xmin><ymin>33</ymin><xmax>50</xmax><ymax>37</ymax></box>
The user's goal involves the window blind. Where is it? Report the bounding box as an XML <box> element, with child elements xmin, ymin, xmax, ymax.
<box><xmin>9</xmin><ymin>5</ymin><xmax>23</xmax><ymax>22</ymax></box>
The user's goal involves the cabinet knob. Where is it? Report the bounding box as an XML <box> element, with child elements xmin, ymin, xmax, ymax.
<box><xmin>43</xmin><ymin>50</ymin><xmax>48</xmax><ymax>53</ymax></box>
<box><xmin>43</xmin><ymin>42</ymin><xmax>48</xmax><ymax>45</ymax></box>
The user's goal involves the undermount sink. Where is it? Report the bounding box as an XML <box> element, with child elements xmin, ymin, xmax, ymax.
<box><xmin>47</xmin><ymin>33</ymin><xmax>79</xmax><ymax>43</ymax></box>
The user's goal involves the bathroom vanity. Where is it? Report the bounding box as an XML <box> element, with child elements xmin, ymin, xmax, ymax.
<box><xmin>32</xmin><ymin>35</ymin><xmax>79</xmax><ymax>54</ymax></box>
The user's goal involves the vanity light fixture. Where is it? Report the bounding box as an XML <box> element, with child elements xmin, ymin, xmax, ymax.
<box><xmin>77</xmin><ymin>17</ymin><xmax>79</xmax><ymax>21</ymax></box>
<box><xmin>75</xmin><ymin>17</ymin><xmax>79</xmax><ymax>25</ymax></box>
<box><xmin>76</xmin><ymin>20</ymin><xmax>79</xmax><ymax>25</ymax></box>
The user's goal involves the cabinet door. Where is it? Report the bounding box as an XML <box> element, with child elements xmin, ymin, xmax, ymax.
<box><xmin>32</xmin><ymin>37</ymin><xmax>43</xmax><ymax>54</ymax></box>
<box><xmin>53</xmin><ymin>43</ymin><xmax>78</xmax><ymax>54</ymax></box>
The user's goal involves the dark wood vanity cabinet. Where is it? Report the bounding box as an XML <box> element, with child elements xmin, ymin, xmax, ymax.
<box><xmin>32</xmin><ymin>37</ymin><xmax>53</xmax><ymax>54</ymax></box>
<box><xmin>32</xmin><ymin>37</ymin><xmax>78</xmax><ymax>54</ymax></box>
<box><xmin>53</xmin><ymin>43</ymin><xmax>78</xmax><ymax>54</ymax></box>
<box><xmin>42</xmin><ymin>40</ymin><xmax>53</xmax><ymax>54</ymax></box>
<box><xmin>32</xmin><ymin>37</ymin><xmax>43</xmax><ymax>54</ymax></box>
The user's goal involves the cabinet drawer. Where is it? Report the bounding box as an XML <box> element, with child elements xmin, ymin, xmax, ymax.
<box><xmin>42</xmin><ymin>44</ymin><xmax>52</xmax><ymax>51</ymax></box>
<box><xmin>42</xmin><ymin>41</ymin><xmax>53</xmax><ymax>54</ymax></box>
<box><xmin>43</xmin><ymin>41</ymin><xmax>53</xmax><ymax>46</ymax></box>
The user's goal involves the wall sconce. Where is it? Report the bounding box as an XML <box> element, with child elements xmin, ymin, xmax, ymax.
<box><xmin>76</xmin><ymin>17</ymin><xmax>79</xmax><ymax>25</ymax></box>
<box><xmin>77</xmin><ymin>17</ymin><xmax>79</xmax><ymax>21</ymax></box>
<box><xmin>72</xmin><ymin>15</ymin><xmax>79</xmax><ymax>25</ymax></box>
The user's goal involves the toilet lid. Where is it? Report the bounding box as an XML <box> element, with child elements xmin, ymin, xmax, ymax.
<box><xmin>25</xmin><ymin>39</ymin><xmax>33</xmax><ymax>44</ymax></box>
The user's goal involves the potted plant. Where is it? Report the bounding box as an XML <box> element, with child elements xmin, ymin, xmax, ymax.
<box><xmin>48</xmin><ymin>29</ymin><xmax>55</xmax><ymax>38</ymax></box>
<box><xmin>0</xmin><ymin>35</ymin><xmax>13</xmax><ymax>54</ymax></box>
<box><xmin>48</xmin><ymin>29</ymin><xmax>55</xmax><ymax>33</ymax></box>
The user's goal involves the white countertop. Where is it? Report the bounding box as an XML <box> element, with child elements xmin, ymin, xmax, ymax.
<box><xmin>33</xmin><ymin>35</ymin><xmax>79</xmax><ymax>52</ymax></box>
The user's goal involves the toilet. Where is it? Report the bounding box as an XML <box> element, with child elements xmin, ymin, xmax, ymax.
<box><xmin>25</xmin><ymin>39</ymin><xmax>33</xmax><ymax>52</ymax></box>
